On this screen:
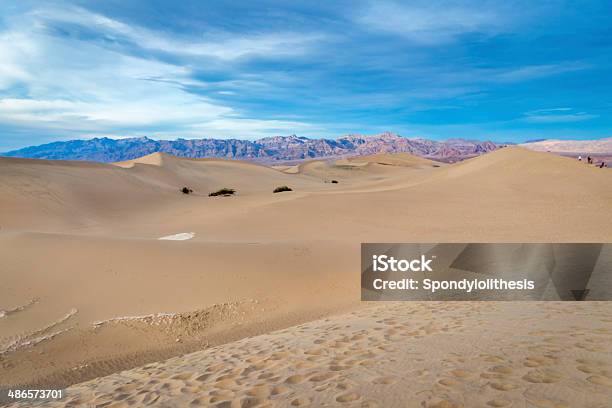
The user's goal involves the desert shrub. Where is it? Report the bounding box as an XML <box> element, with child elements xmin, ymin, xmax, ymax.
<box><xmin>209</xmin><ymin>188</ymin><xmax>235</xmax><ymax>197</ymax></box>
<box><xmin>331</xmin><ymin>180</ymin><xmax>339</xmax><ymax>184</ymax></box>
<box><xmin>273</xmin><ymin>186</ymin><xmax>293</xmax><ymax>193</ymax></box>
<box><xmin>181</xmin><ymin>187</ymin><xmax>193</xmax><ymax>194</ymax></box>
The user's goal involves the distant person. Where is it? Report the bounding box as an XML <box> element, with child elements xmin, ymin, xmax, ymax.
<box><xmin>587</xmin><ymin>156</ymin><xmax>592</xmax><ymax>164</ymax></box>
<box><xmin>578</xmin><ymin>155</ymin><xmax>582</xmax><ymax>161</ymax></box>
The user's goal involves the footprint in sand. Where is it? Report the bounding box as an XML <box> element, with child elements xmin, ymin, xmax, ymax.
<box><xmin>438</xmin><ymin>378</ymin><xmax>461</xmax><ymax>387</ymax></box>
<box><xmin>257</xmin><ymin>371</ymin><xmax>276</xmax><ymax>380</ymax></box>
<box><xmin>195</xmin><ymin>373</ymin><xmax>211</xmax><ymax>382</ymax></box>
<box><xmin>309</xmin><ymin>372</ymin><xmax>336</xmax><ymax>382</ymax></box>
<box><xmin>575</xmin><ymin>358</ymin><xmax>609</xmax><ymax>376</ymax></box>
<box><xmin>329</xmin><ymin>364</ymin><xmax>350</xmax><ymax>372</ymax></box>
<box><xmin>489</xmin><ymin>382</ymin><xmax>518</xmax><ymax>391</ymax></box>
<box><xmin>214</xmin><ymin>378</ymin><xmax>238</xmax><ymax>389</ymax></box>
<box><xmin>482</xmin><ymin>365</ymin><xmax>513</xmax><ymax>379</ymax></box>
<box><xmin>490</xmin><ymin>365</ymin><xmax>513</xmax><ymax>375</ymax></box>
<box><xmin>522</xmin><ymin>369</ymin><xmax>563</xmax><ymax>384</ymax></box>
<box><xmin>487</xmin><ymin>399</ymin><xmax>511</xmax><ymax>407</ymax></box>
<box><xmin>170</xmin><ymin>372</ymin><xmax>194</xmax><ymax>381</ymax></box>
<box><xmin>428</xmin><ymin>399</ymin><xmax>463</xmax><ymax>408</ymax></box>
<box><xmin>304</xmin><ymin>347</ymin><xmax>325</xmax><ymax>356</ymax></box>
<box><xmin>479</xmin><ymin>354</ymin><xmax>506</xmax><ymax>364</ymax></box>
<box><xmin>530</xmin><ymin>399</ymin><xmax>569</xmax><ymax>408</ymax></box>
<box><xmin>358</xmin><ymin>359</ymin><xmax>376</xmax><ymax>367</ymax></box>
<box><xmin>450</xmin><ymin>369</ymin><xmax>473</xmax><ymax>378</ymax></box>
<box><xmin>372</xmin><ymin>375</ymin><xmax>398</xmax><ymax>385</ymax></box>
<box><xmin>336</xmin><ymin>391</ymin><xmax>361</xmax><ymax>403</ymax></box>
<box><xmin>291</xmin><ymin>397</ymin><xmax>311</xmax><ymax>406</ymax></box>
<box><xmin>315</xmin><ymin>383</ymin><xmax>332</xmax><ymax>392</ymax></box>
<box><xmin>270</xmin><ymin>385</ymin><xmax>290</xmax><ymax>395</ymax></box>
<box><xmin>285</xmin><ymin>374</ymin><xmax>305</xmax><ymax>384</ymax></box>
<box><xmin>270</xmin><ymin>351</ymin><xmax>290</xmax><ymax>360</ymax></box>
<box><xmin>295</xmin><ymin>360</ymin><xmax>316</xmax><ymax>370</ymax></box>
<box><xmin>114</xmin><ymin>383</ymin><xmax>139</xmax><ymax>393</ymax></box>
<box><xmin>524</xmin><ymin>356</ymin><xmax>556</xmax><ymax>368</ymax></box>
<box><xmin>190</xmin><ymin>397</ymin><xmax>209</xmax><ymax>406</ymax></box>
<box><xmin>575</xmin><ymin>365</ymin><xmax>601</xmax><ymax>374</ymax></box>
<box><xmin>586</xmin><ymin>375</ymin><xmax>612</xmax><ymax>387</ymax></box>
<box><xmin>246</xmin><ymin>385</ymin><xmax>270</xmax><ymax>397</ymax></box>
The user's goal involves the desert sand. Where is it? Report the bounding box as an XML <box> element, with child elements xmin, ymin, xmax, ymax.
<box><xmin>10</xmin><ymin>302</ymin><xmax>612</xmax><ymax>408</ymax></box>
<box><xmin>1</xmin><ymin>147</ymin><xmax>611</xmax><ymax>406</ymax></box>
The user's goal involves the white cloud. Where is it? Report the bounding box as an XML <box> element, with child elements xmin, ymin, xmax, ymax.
<box><xmin>0</xmin><ymin>31</ymin><xmax>38</xmax><ymax>88</ymax></box>
<box><xmin>0</xmin><ymin>6</ymin><xmax>317</xmax><ymax>143</ymax></box>
<box><xmin>355</xmin><ymin>1</ymin><xmax>507</xmax><ymax>44</ymax></box>
<box><xmin>31</xmin><ymin>6</ymin><xmax>321</xmax><ymax>60</ymax></box>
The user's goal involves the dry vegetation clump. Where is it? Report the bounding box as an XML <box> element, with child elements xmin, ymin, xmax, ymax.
<box><xmin>273</xmin><ymin>186</ymin><xmax>293</xmax><ymax>193</ymax></box>
<box><xmin>209</xmin><ymin>188</ymin><xmax>235</xmax><ymax>197</ymax></box>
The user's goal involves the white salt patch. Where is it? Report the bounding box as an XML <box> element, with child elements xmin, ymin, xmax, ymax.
<box><xmin>158</xmin><ymin>232</ymin><xmax>195</xmax><ymax>241</ymax></box>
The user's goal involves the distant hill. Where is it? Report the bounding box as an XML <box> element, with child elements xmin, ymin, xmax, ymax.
<box><xmin>1</xmin><ymin>132</ymin><xmax>499</xmax><ymax>163</ymax></box>
<box><xmin>521</xmin><ymin>138</ymin><xmax>612</xmax><ymax>154</ymax></box>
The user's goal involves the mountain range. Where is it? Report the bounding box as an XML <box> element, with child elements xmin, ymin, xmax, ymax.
<box><xmin>1</xmin><ymin>132</ymin><xmax>500</xmax><ymax>163</ymax></box>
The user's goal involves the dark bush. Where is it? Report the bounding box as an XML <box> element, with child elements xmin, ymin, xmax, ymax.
<box><xmin>273</xmin><ymin>186</ymin><xmax>293</xmax><ymax>193</ymax></box>
<box><xmin>331</xmin><ymin>180</ymin><xmax>339</xmax><ymax>184</ymax></box>
<box><xmin>181</xmin><ymin>187</ymin><xmax>193</xmax><ymax>194</ymax></box>
<box><xmin>209</xmin><ymin>188</ymin><xmax>235</xmax><ymax>197</ymax></box>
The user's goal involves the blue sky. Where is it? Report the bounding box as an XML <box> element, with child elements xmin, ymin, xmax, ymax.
<box><xmin>1</xmin><ymin>0</ymin><xmax>611</xmax><ymax>151</ymax></box>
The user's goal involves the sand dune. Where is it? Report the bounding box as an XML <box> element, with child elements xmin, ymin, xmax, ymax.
<box><xmin>195</xmin><ymin>147</ymin><xmax>611</xmax><ymax>243</ymax></box>
<box><xmin>1</xmin><ymin>147</ymin><xmax>611</xmax><ymax>404</ymax></box>
<box><xmin>282</xmin><ymin>151</ymin><xmax>437</xmax><ymax>178</ymax></box>
<box><xmin>0</xmin><ymin>153</ymin><xmax>324</xmax><ymax>233</ymax></box>
<box><xmin>338</xmin><ymin>151</ymin><xmax>439</xmax><ymax>167</ymax></box>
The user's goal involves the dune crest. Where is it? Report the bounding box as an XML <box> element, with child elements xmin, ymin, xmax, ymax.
<box><xmin>113</xmin><ymin>152</ymin><xmax>169</xmax><ymax>168</ymax></box>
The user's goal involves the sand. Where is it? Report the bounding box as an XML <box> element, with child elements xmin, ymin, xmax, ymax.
<box><xmin>9</xmin><ymin>302</ymin><xmax>612</xmax><ymax>407</ymax></box>
<box><xmin>1</xmin><ymin>147</ymin><xmax>611</xmax><ymax>406</ymax></box>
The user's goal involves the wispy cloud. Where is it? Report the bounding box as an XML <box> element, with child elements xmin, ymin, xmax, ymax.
<box><xmin>523</xmin><ymin>108</ymin><xmax>598</xmax><ymax>123</ymax></box>
<box><xmin>31</xmin><ymin>6</ymin><xmax>321</xmax><ymax>60</ymax></box>
<box><xmin>355</xmin><ymin>1</ymin><xmax>508</xmax><ymax>44</ymax></box>
<box><xmin>0</xmin><ymin>5</ymin><xmax>319</xmax><ymax>145</ymax></box>
<box><xmin>495</xmin><ymin>62</ymin><xmax>589</xmax><ymax>82</ymax></box>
